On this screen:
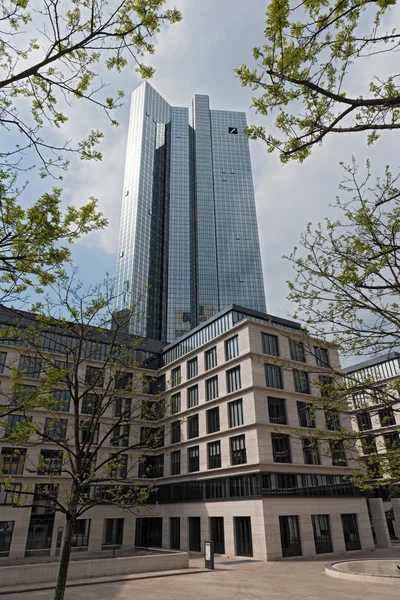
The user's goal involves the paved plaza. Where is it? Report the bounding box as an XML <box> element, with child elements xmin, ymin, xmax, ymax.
<box><xmin>2</xmin><ymin>551</ymin><xmax>400</xmax><ymax>600</ymax></box>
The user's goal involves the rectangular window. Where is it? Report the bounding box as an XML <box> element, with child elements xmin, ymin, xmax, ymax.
<box><xmin>207</xmin><ymin>441</ymin><xmax>221</xmax><ymax>469</ymax></box>
<box><xmin>268</xmin><ymin>397</ymin><xmax>287</xmax><ymax>424</ymax></box>
<box><xmin>357</xmin><ymin>412</ymin><xmax>372</xmax><ymax>431</ymax></box>
<box><xmin>170</xmin><ymin>517</ymin><xmax>180</xmax><ymax>550</ymax></box>
<box><xmin>135</xmin><ymin>517</ymin><xmax>162</xmax><ymax>548</ymax></box>
<box><xmin>271</xmin><ymin>433</ymin><xmax>292</xmax><ymax>463</ymax></box>
<box><xmin>319</xmin><ymin>375</ymin><xmax>333</xmax><ymax>396</ymax></box>
<box><xmin>38</xmin><ymin>449</ymin><xmax>63</xmax><ymax>475</ymax></box>
<box><xmin>85</xmin><ymin>366</ymin><xmax>104</xmax><ymax>388</ymax></box>
<box><xmin>361</xmin><ymin>436</ymin><xmax>377</xmax><ymax>455</ymax></box>
<box><xmin>341</xmin><ymin>514</ymin><xmax>361</xmax><ymax>551</ymax></box>
<box><xmin>109</xmin><ymin>454</ymin><xmax>127</xmax><ymax>479</ymax></box>
<box><xmin>231</xmin><ymin>434</ymin><xmax>247</xmax><ymax>465</ymax></box>
<box><xmin>235</xmin><ymin>517</ymin><xmax>253</xmax><ymax>557</ymax></box>
<box><xmin>205</xmin><ymin>347</ymin><xmax>217</xmax><ymax>371</ymax></box>
<box><xmin>312</xmin><ymin>515</ymin><xmax>333</xmax><ymax>554</ymax></box>
<box><xmin>206</xmin><ymin>376</ymin><xmax>218</xmax><ymax>401</ymax></box>
<box><xmin>228</xmin><ymin>398</ymin><xmax>244</xmax><ymax>428</ymax></box>
<box><xmin>114</xmin><ymin>398</ymin><xmax>131</xmax><ymax>419</ymax></box>
<box><xmin>115</xmin><ymin>371</ymin><xmax>133</xmax><ymax>391</ymax></box>
<box><xmin>210</xmin><ymin>517</ymin><xmax>225</xmax><ymax>554</ymax></box>
<box><xmin>279</xmin><ymin>515</ymin><xmax>302</xmax><ymax>557</ymax></box>
<box><xmin>141</xmin><ymin>399</ymin><xmax>164</xmax><ymax>421</ymax></box>
<box><xmin>138</xmin><ymin>455</ymin><xmax>164</xmax><ymax>478</ymax></box>
<box><xmin>43</xmin><ymin>417</ymin><xmax>67</xmax><ymax>441</ymax></box>
<box><xmin>302</xmin><ymin>438</ymin><xmax>321</xmax><ymax>465</ymax></box>
<box><xmin>81</xmin><ymin>393</ymin><xmax>99</xmax><ymax>415</ymax></box>
<box><xmin>187</xmin><ymin>414</ymin><xmax>199</xmax><ymax>439</ymax></box>
<box><xmin>110</xmin><ymin>424</ymin><xmax>129</xmax><ymax>447</ymax></box>
<box><xmin>0</xmin><ymin>521</ymin><xmax>14</xmax><ymax>557</ymax></box>
<box><xmin>171</xmin><ymin>366</ymin><xmax>181</xmax><ymax>387</ymax></box>
<box><xmin>139</xmin><ymin>426</ymin><xmax>164</xmax><ymax>449</ymax></box>
<box><xmin>0</xmin><ymin>484</ymin><xmax>21</xmax><ymax>505</ymax></box>
<box><xmin>384</xmin><ymin>432</ymin><xmax>400</xmax><ymax>450</ymax></box>
<box><xmin>53</xmin><ymin>389</ymin><xmax>71</xmax><ymax>412</ymax></box>
<box><xmin>262</xmin><ymin>334</ymin><xmax>279</xmax><ymax>356</ymax></box>
<box><xmin>187</xmin><ymin>385</ymin><xmax>198</xmax><ymax>408</ymax></box>
<box><xmin>314</xmin><ymin>346</ymin><xmax>330</xmax><ymax>367</ymax></box>
<box><xmin>188</xmin><ymin>517</ymin><xmax>201</xmax><ymax>552</ymax></box>
<box><xmin>18</xmin><ymin>355</ymin><xmax>42</xmax><ymax>379</ymax></box>
<box><xmin>72</xmin><ymin>520</ymin><xmax>91</xmax><ymax>549</ymax></box>
<box><xmin>293</xmin><ymin>370</ymin><xmax>310</xmax><ymax>394</ymax></box>
<box><xmin>227</xmin><ymin>366</ymin><xmax>241</xmax><ymax>393</ymax></box>
<box><xmin>265</xmin><ymin>364</ymin><xmax>283</xmax><ymax>389</ymax></box>
<box><xmin>171</xmin><ymin>392</ymin><xmax>181</xmax><ymax>414</ymax></box>
<box><xmin>0</xmin><ymin>448</ymin><xmax>26</xmax><ymax>475</ymax></box>
<box><xmin>379</xmin><ymin>407</ymin><xmax>396</xmax><ymax>427</ymax></box>
<box><xmin>330</xmin><ymin>440</ymin><xmax>347</xmax><ymax>466</ymax></box>
<box><xmin>0</xmin><ymin>352</ymin><xmax>7</xmax><ymax>374</ymax></box>
<box><xmin>5</xmin><ymin>414</ymin><xmax>31</xmax><ymax>436</ymax></box>
<box><xmin>170</xmin><ymin>450</ymin><xmax>181</xmax><ymax>475</ymax></box>
<box><xmin>225</xmin><ymin>336</ymin><xmax>239</xmax><ymax>361</ymax></box>
<box><xmin>289</xmin><ymin>340</ymin><xmax>306</xmax><ymax>363</ymax></box>
<box><xmin>188</xmin><ymin>446</ymin><xmax>200</xmax><ymax>472</ymax></box>
<box><xmin>187</xmin><ymin>358</ymin><xmax>198</xmax><ymax>380</ymax></box>
<box><xmin>12</xmin><ymin>384</ymin><xmax>36</xmax><ymax>407</ymax></box>
<box><xmin>297</xmin><ymin>401</ymin><xmax>315</xmax><ymax>428</ymax></box>
<box><xmin>171</xmin><ymin>420</ymin><xmax>181</xmax><ymax>444</ymax></box>
<box><xmin>207</xmin><ymin>407</ymin><xmax>220</xmax><ymax>434</ymax></box>
<box><xmin>325</xmin><ymin>409</ymin><xmax>340</xmax><ymax>431</ymax></box>
<box><xmin>102</xmin><ymin>518</ymin><xmax>124</xmax><ymax>548</ymax></box>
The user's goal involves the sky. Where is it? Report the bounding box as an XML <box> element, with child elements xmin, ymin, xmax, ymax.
<box><xmin>12</xmin><ymin>0</ymin><xmax>400</xmax><ymax>357</ymax></box>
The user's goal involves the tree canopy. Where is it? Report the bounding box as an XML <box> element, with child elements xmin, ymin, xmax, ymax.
<box><xmin>236</xmin><ymin>0</ymin><xmax>400</xmax><ymax>162</ymax></box>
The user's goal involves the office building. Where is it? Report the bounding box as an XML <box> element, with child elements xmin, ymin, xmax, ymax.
<box><xmin>0</xmin><ymin>305</ymin><xmax>376</xmax><ymax>561</ymax></box>
<box><xmin>114</xmin><ymin>83</ymin><xmax>266</xmax><ymax>342</ymax></box>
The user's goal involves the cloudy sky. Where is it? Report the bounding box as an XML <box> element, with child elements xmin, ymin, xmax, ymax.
<box><xmin>23</xmin><ymin>1</ymin><xmax>399</xmax><ymax>340</ymax></box>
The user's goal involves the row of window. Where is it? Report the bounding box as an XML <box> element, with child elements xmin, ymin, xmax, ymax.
<box><xmin>271</xmin><ymin>433</ymin><xmax>347</xmax><ymax>466</ymax></box>
<box><xmin>268</xmin><ymin>396</ymin><xmax>340</xmax><ymax>430</ymax></box>
<box><xmin>265</xmin><ymin>364</ymin><xmax>329</xmax><ymax>394</ymax></box>
<box><xmin>262</xmin><ymin>334</ymin><xmax>330</xmax><ymax>367</ymax></box>
<box><xmin>356</xmin><ymin>407</ymin><xmax>398</xmax><ymax>430</ymax></box>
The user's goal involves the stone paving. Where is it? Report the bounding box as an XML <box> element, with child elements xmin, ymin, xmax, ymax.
<box><xmin>2</xmin><ymin>550</ymin><xmax>400</xmax><ymax>600</ymax></box>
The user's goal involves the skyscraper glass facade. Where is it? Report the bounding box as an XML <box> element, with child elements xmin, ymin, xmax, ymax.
<box><xmin>115</xmin><ymin>82</ymin><xmax>266</xmax><ymax>341</ymax></box>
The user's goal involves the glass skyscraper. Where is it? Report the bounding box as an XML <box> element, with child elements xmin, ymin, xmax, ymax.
<box><xmin>115</xmin><ymin>82</ymin><xmax>266</xmax><ymax>341</ymax></box>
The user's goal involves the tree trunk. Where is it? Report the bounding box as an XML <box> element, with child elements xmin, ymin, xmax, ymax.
<box><xmin>54</xmin><ymin>515</ymin><xmax>74</xmax><ymax>600</ymax></box>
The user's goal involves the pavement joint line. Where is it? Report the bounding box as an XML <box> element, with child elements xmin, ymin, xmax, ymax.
<box><xmin>0</xmin><ymin>567</ymin><xmax>211</xmax><ymax>596</ymax></box>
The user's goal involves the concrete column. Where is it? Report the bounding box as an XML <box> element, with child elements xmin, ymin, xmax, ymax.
<box><xmin>368</xmin><ymin>498</ymin><xmax>391</xmax><ymax>548</ymax></box>
<box><xmin>87</xmin><ymin>517</ymin><xmax>103</xmax><ymax>553</ymax></box>
<box><xmin>392</xmin><ymin>498</ymin><xmax>400</xmax><ymax>539</ymax></box>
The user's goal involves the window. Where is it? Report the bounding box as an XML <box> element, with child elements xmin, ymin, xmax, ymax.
<box><xmin>302</xmin><ymin>438</ymin><xmax>321</xmax><ymax>465</ymax></box>
<box><xmin>314</xmin><ymin>346</ymin><xmax>330</xmax><ymax>367</ymax></box>
<box><xmin>79</xmin><ymin>421</ymin><xmax>99</xmax><ymax>445</ymax></box>
<box><xmin>171</xmin><ymin>393</ymin><xmax>181</xmax><ymax>414</ymax></box>
<box><xmin>38</xmin><ymin>449</ymin><xmax>63</xmax><ymax>475</ymax></box>
<box><xmin>228</xmin><ymin>126</ymin><xmax>238</xmax><ymax>134</ymax></box>
<box><xmin>12</xmin><ymin>384</ymin><xmax>36</xmax><ymax>407</ymax></box>
<box><xmin>187</xmin><ymin>385</ymin><xmax>198</xmax><ymax>408</ymax></box>
<box><xmin>325</xmin><ymin>409</ymin><xmax>340</xmax><ymax>431</ymax></box>
<box><xmin>138</xmin><ymin>455</ymin><xmax>164</xmax><ymax>478</ymax></box>
<box><xmin>228</xmin><ymin>398</ymin><xmax>244</xmax><ymax>427</ymax></box>
<box><xmin>262</xmin><ymin>333</ymin><xmax>279</xmax><ymax>356</ymax></box>
<box><xmin>0</xmin><ymin>448</ymin><xmax>26</xmax><ymax>475</ymax></box>
<box><xmin>5</xmin><ymin>414</ymin><xmax>31</xmax><ymax>436</ymax></box>
<box><xmin>207</xmin><ymin>407</ymin><xmax>220</xmax><ymax>434</ymax></box>
<box><xmin>188</xmin><ymin>517</ymin><xmax>201</xmax><ymax>552</ymax></box>
<box><xmin>341</xmin><ymin>514</ymin><xmax>361</xmax><ymax>551</ymax></box>
<box><xmin>227</xmin><ymin>366</ymin><xmax>241</xmax><ymax>393</ymax></box>
<box><xmin>102</xmin><ymin>518</ymin><xmax>124</xmax><ymax>548</ymax></box>
<box><xmin>0</xmin><ymin>352</ymin><xmax>7</xmax><ymax>374</ymax></box>
<box><xmin>81</xmin><ymin>393</ymin><xmax>99</xmax><ymax>415</ymax></box>
<box><xmin>115</xmin><ymin>371</ymin><xmax>133</xmax><ymax>391</ymax></box>
<box><xmin>187</xmin><ymin>414</ymin><xmax>199</xmax><ymax>439</ymax></box>
<box><xmin>171</xmin><ymin>366</ymin><xmax>181</xmax><ymax>387</ymax></box>
<box><xmin>43</xmin><ymin>417</ymin><xmax>67</xmax><ymax>441</ymax></box>
<box><xmin>319</xmin><ymin>375</ymin><xmax>333</xmax><ymax>396</ymax></box>
<box><xmin>110</xmin><ymin>425</ymin><xmax>130</xmax><ymax>447</ymax></box>
<box><xmin>205</xmin><ymin>347</ymin><xmax>217</xmax><ymax>370</ymax></box>
<box><xmin>171</xmin><ymin>420</ymin><xmax>181</xmax><ymax>444</ymax></box>
<box><xmin>207</xmin><ymin>441</ymin><xmax>221</xmax><ymax>469</ymax></box>
<box><xmin>279</xmin><ymin>516</ymin><xmax>302</xmax><ymax>557</ymax></box>
<box><xmin>289</xmin><ymin>340</ymin><xmax>305</xmax><ymax>363</ymax></box>
<box><xmin>265</xmin><ymin>364</ymin><xmax>283</xmax><ymax>389</ymax></box>
<box><xmin>85</xmin><ymin>366</ymin><xmax>104</xmax><ymax>388</ymax></box>
<box><xmin>293</xmin><ymin>370</ymin><xmax>310</xmax><ymax>394</ymax></box>
<box><xmin>170</xmin><ymin>450</ymin><xmax>181</xmax><ymax>475</ymax></box>
<box><xmin>109</xmin><ymin>454</ymin><xmax>127</xmax><ymax>479</ymax></box>
<box><xmin>188</xmin><ymin>446</ymin><xmax>199</xmax><ymax>472</ymax></box>
<box><xmin>53</xmin><ymin>389</ymin><xmax>71</xmax><ymax>412</ymax></box>
<box><xmin>141</xmin><ymin>399</ymin><xmax>164</xmax><ymax>421</ymax></box>
<box><xmin>361</xmin><ymin>436</ymin><xmax>377</xmax><ymax>455</ymax></box>
<box><xmin>231</xmin><ymin>435</ymin><xmax>247</xmax><ymax>465</ymax></box>
<box><xmin>140</xmin><ymin>426</ymin><xmax>164</xmax><ymax>449</ymax></box>
<box><xmin>72</xmin><ymin>520</ymin><xmax>91</xmax><ymax>549</ymax></box>
<box><xmin>312</xmin><ymin>515</ymin><xmax>333</xmax><ymax>554</ymax></box>
<box><xmin>206</xmin><ymin>376</ymin><xmax>218</xmax><ymax>401</ymax></box>
<box><xmin>356</xmin><ymin>412</ymin><xmax>372</xmax><ymax>431</ymax></box>
<box><xmin>187</xmin><ymin>358</ymin><xmax>198</xmax><ymax>380</ymax></box>
<box><xmin>0</xmin><ymin>521</ymin><xmax>14</xmax><ymax>557</ymax></box>
<box><xmin>297</xmin><ymin>401</ymin><xmax>315</xmax><ymax>428</ymax></box>
<box><xmin>18</xmin><ymin>355</ymin><xmax>41</xmax><ymax>379</ymax></box>
<box><xmin>170</xmin><ymin>517</ymin><xmax>180</xmax><ymax>550</ymax></box>
<box><xmin>235</xmin><ymin>517</ymin><xmax>253</xmax><ymax>557</ymax></box>
<box><xmin>271</xmin><ymin>433</ymin><xmax>292</xmax><ymax>463</ymax></box>
<box><xmin>225</xmin><ymin>336</ymin><xmax>239</xmax><ymax>361</ymax></box>
<box><xmin>268</xmin><ymin>397</ymin><xmax>287</xmax><ymax>424</ymax></box>
<box><xmin>114</xmin><ymin>398</ymin><xmax>131</xmax><ymax>419</ymax></box>
<box><xmin>379</xmin><ymin>407</ymin><xmax>396</xmax><ymax>427</ymax></box>
<box><xmin>135</xmin><ymin>517</ymin><xmax>162</xmax><ymax>548</ymax></box>
<box><xmin>330</xmin><ymin>440</ymin><xmax>347</xmax><ymax>466</ymax></box>
<box><xmin>384</xmin><ymin>432</ymin><xmax>400</xmax><ymax>450</ymax></box>
<box><xmin>0</xmin><ymin>484</ymin><xmax>21</xmax><ymax>505</ymax></box>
